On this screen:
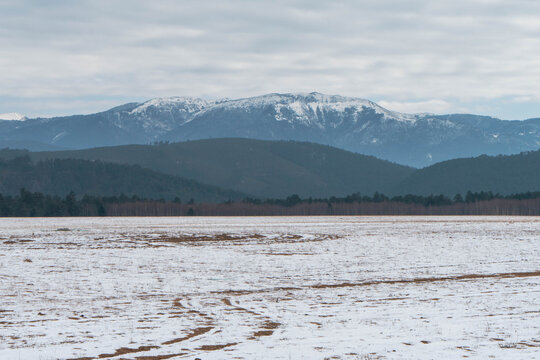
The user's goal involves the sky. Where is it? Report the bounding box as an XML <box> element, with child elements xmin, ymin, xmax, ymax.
<box><xmin>1</xmin><ymin>0</ymin><xmax>540</xmax><ymax>119</ymax></box>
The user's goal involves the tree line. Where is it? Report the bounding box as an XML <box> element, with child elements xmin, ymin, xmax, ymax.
<box><xmin>1</xmin><ymin>189</ymin><xmax>540</xmax><ymax>216</ymax></box>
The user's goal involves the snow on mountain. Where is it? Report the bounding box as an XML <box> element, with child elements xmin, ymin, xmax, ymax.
<box><xmin>112</xmin><ymin>96</ymin><xmax>220</xmax><ymax>134</ymax></box>
<box><xmin>203</xmin><ymin>92</ymin><xmax>417</xmax><ymax>127</ymax></box>
<box><xmin>87</xmin><ymin>92</ymin><xmax>420</xmax><ymax>136</ymax></box>
<box><xmin>129</xmin><ymin>96</ymin><xmax>215</xmax><ymax>115</ymax></box>
<box><xmin>126</xmin><ymin>92</ymin><xmax>418</xmax><ymax>130</ymax></box>
<box><xmin>0</xmin><ymin>112</ymin><xmax>26</xmax><ymax>121</ymax></box>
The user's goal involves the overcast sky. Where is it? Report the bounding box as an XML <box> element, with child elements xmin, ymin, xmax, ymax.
<box><xmin>1</xmin><ymin>0</ymin><xmax>540</xmax><ymax>119</ymax></box>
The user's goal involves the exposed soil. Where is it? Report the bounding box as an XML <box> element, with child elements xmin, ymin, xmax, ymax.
<box><xmin>195</xmin><ymin>342</ymin><xmax>238</xmax><ymax>351</ymax></box>
<box><xmin>310</xmin><ymin>270</ymin><xmax>540</xmax><ymax>289</ymax></box>
<box><xmin>157</xmin><ymin>233</ymin><xmax>264</xmax><ymax>243</ymax></box>
<box><xmin>135</xmin><ymin>353</ymin><xmax>188</xmax><ymax>360</ymax></box>
<box><xmin>97</xmin><ymin>345</ymin><xmax>159</xmax><ymax>358</ymax></box>
<box><xmin>253</xmin><ymin>330</ymin><xmax>274</xmax><ymax>337</ymax></box>
<box><xmin>162</xmin><ymin>326</ymin><xmax>213</xmax><ymax>345</ymax></box>
<box><xmin>261</xmin><ymin>321</ymin><xmax>280</xmax><ymax>330</ymax></box>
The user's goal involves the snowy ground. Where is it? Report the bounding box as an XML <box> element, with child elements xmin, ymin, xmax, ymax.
<box><xmin>0</xmin><ymin>216</ymin><xmax>539</xmax><ymax>360</ymax></box>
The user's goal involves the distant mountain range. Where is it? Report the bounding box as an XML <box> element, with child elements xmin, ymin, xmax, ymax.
<box><xmin>1</xmin><ymin>139</ymin><xmax>539</xmax><ymax>199</ymax></box>
<box><xmin>2</xmin><ymin>92</ymin><xmax>539</xmax><ymax>167</ymax></box>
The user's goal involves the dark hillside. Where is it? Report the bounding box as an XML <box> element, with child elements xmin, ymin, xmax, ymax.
<box><xmin>0</xmin><ymin>156</ymin><xmax>244</xmax><ymax>202</ymax></box>
<box><xmin>23</xmin><ymin>138</ymin><xmax>415</xmax><ymax>198</ymax></box>
<box><xmin>395</xmin><ymin>150</ymin><xmax>540</xmax><ymax>195</ymax></box>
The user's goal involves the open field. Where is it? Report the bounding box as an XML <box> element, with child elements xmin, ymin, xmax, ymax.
<box><xmin>1</xmin><ymin>216</ymin><xmax>539</xmax><ymax>359</ymax></box>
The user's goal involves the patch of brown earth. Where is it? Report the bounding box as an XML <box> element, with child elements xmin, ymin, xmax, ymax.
<box><xmin>171</xmin><ymin>298</ymin><xmax>185</xmax><ymax>308</ymax></box>
<box><xmin>4</xmin><ymin>239</ymin><xmax>34</xmax><ymax>244</ymax></box>
<box><xmin>261</xmin><ymin>321</ymin><xmax>280</xmax><ymax>329</ymax></box>
<box><xmin>220</xmin><ymin>297</ymin><xmax>260</xmax><ymax>315</ymax></box>
<box><xmin>252</xmin><ymin>330</ymin><xmax>274</xmax><ymax>337</ymax></box>
<box><xmin>272</xmin><ymin>233</ymin><xmax>340</xmax><ymax>244</ymax></box>
<box><xmin>378</xmin><ymin>297</ymin><xmax>408</xmax><ymax>301</ymax></box>
<box><xmin>517</xmin><ymin>341</ymin><xmax>540</xmax><ymax>348</ymax></box>
<box><xmin>152</xmin><ymin>233</ymin><xmax>338</xmax><ymax>246</ymax></box>
<box><xmin>310</xmin><ymin>270</ymin><xmax>540</xmax><ymax>289</ymax></box>
<box><xmin>96</xmin><ymin>345</ymin><xmax>159</xmax><ymax>358</ymax></box>
<box><xmin>221</xmin><ymin>298</ymin><xmax>232</xmax><ymax>306</ymax></box>
<box><xmin>157</xmin><ymin>233</ymin><xmax>263</xmax><ymax>244</ymax></box>
<box><xmin>249</xmin><ymin>320</ymin><xmax>280</xmax><ymax>339</ymax></box>
<box><xmin>162</xmin><ymin>326</ymin><xmax>213</xmax><ymax>345</ymax></box>
<box><xmin>207</xmin><ymin>270</ymin><xmax>540</xmax><ymax>301</ymax></box>
<box><xmin>68</xmin><ymin>345</ymin><xmax>161</xmax><ymax>360</ymax></box>
<box><xmin>135</xmin><ymin>353</ymin><xmax>188</xmax><ymax>360</ymax></box>
<box><xmin>212</xmin><ymin>286</ymin><xmax>301</xmax><ymax>297</ymax></box>
<box><xmin>262</xmin><ymin>252</ymin><xmax>295</xmax><ymax>256</ymax></box>
<box><xmin>196</xmin><ymin>343</ymin><xmax>237</xmax><ymax>351</ymax></box>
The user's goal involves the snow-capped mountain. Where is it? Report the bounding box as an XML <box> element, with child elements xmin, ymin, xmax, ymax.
<box><xmin>0</xmin><ymin>98</ymin><xmax>211</xmax><ymax>150</ymax></box>
<box><xmin>161</xmin><ymin>92</ymin><xmax>540</xmax><ymax>166</ymax></box>
<box><xmin>1</xmin><ymin>92</ymin><xmax>539</xmax><ymax>167</ymax></box>
<box><xmin>127</xmin><ymin>96</ymin><xmax>217</xmax><ymax>128</ymax></box>
<box><xmin>0</xmin><ymin>113</ymin><xmax>26</xmax><ymax>121</ymax></box>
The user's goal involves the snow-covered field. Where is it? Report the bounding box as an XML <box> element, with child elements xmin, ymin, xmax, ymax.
<box><xmin>0</xmin><ymin>216</ymin><xmax>539</xmax><ymax>360</ymax></box>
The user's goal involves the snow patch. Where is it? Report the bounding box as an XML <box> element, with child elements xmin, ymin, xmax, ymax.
<box><xmin>207</xmin><ymin>92</ymin><xmax>418</xmax><ymax>127</ymax></box>
<box><xmin>0</xmin><ymin>112</ymin><xmax>26</xmax><ymax>121</ymax></box>
<box><xmin>129</xmin><ymin>97</ymin><xmax>215</xmax><ymax>115</ymax></box>
<box><xmin>51</xmin><ymin>131</ymin><xmax>68</xmax><ymax>143</ymax></box>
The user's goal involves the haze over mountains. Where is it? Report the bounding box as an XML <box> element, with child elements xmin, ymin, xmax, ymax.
<box><xmin>2</xmin><ymin>92</ymin><xmax>540</xmax><ymax>167</ymax></box>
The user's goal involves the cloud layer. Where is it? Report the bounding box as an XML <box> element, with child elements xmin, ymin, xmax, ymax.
<box><xmin>1</xmin><ymin>0</ymin><xmax>540</xmax><ymax>118</ymax></box>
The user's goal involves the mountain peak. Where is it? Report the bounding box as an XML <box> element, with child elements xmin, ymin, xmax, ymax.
<box><xmin>244</xmin><ymin>91</ymin><xmax>372</xmax><ymax>104</ymax></box>
<box><xmin>208</xmin><ymin>92</ymin><xmax>417</xmax><ymax>124</ymax></box>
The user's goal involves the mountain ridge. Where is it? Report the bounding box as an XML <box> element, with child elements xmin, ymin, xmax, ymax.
<box><xmin>1</xmin><ymin>92</ymin><xmax>539</xmax><ymax>167</ymax></box>
<box><xmin>395</xmin><ymin>149</ymin><xmax>540</xmax><ymax>196</ymax></box>
<box><xmin>1</xmin><ymin>138</ymin><xmax>539</xmax><ymax>199</ymax></box>
<box><xmin>5</xmin><ymin>138</ymin><xmax>415</xmax><ymax>199</ymax></box>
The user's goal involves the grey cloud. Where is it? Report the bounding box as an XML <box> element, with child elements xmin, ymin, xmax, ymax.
<box><xmin>1</xmin><ymin>0</ymin><xmax>540</xmax><ymax>118</ymax></box>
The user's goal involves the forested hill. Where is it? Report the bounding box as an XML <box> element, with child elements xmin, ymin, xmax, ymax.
<box><xmin>0</xmin><ymin>156</ymin><xmax>245</xmax><ymax>202</ymax></box>
<box><xmin>395</xmin><ymin>149</ymin><xmax>540</xmax><ymax>195</ymax></box>
<box><xmin>11</xmin><ymin>139</ymin><xmax>416</xmax><ymax>198</ymax></box>
<box><xmin>1</xmin><ymin>139</ymin><xmax>540</xmax><ymax>199</ymax></box>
